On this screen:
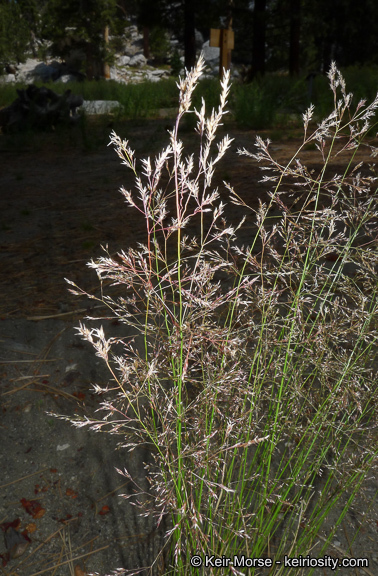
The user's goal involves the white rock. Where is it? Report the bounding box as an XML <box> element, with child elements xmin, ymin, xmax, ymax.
<box><xmin>65</xmin><ymin>363</ymin><xmax>78</xmax><ymax>372</ymax></box>
<box><xmin>17</xmin><ymin>57</ymin><xmax>39</xmax><ymax>71</ymax></box>
<box><xmin>202</xmin><ymin>40</ymin><xmax>220</xmax><ymax>62</ymax></box>
<box><xmin>127</xmin><ymin>25</ymin><xmax>139</xmax><ymax>37</ymax></box>
<box><xmin>81</xmin><ymin>100</ymin><xmax>123</xmax><ymax>114</ymax></box>
<box><xmin>109</xmin><ymin>67</ymin><xmax>119</xmax><ymax>80</ymax></box>
<box><xmin>147</xmin><ymin>74</ymin><xmax>161</xmax><ymax>83</ymax></box>
<box><xmin>55</xmin><ymin>74</ymin><xmax>77</xmax><ymax>83</ymax></box>
<box><xmin>0</xmin><ymin>73</ymin><xmax>16</xmax><ymax>83</ymax></box>
<box><xmin>150</xmin><ymin>69</ymin><xmax>166</xmax><ymax>77</ymax></box>
<box><xmin>333</xmin><ymin>540</ymin><xmax>341</xmax><ymax>547</ymax></box>
<box><xmin>117</xmin><ymin>55</ymin><xmax>131</xmax><ymax>66</ymax></box>
<box><xmin>16</xmin><ymin>58</ymin><xmax>61</xmax><ymax>82</ymax></box>
<box><xmin>57</xmin><ymin>443</ymin><xmax>70</xmax><ymax>451</ymax></box>
<box><xmin>195</xmin><ymin>29</ymin><xmax>204</xmax><ymax>49</ymax></box>
<box><xmin>129</xmin><ymin>53</ymin><xmax>147</xmax><ymax>68</ymax></box>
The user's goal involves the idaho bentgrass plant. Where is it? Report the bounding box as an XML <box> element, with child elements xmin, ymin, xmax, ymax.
<box><xmin>66</xmin><ymin>57</ymin><xmax>378</xmax><ymax>575</ymax></box>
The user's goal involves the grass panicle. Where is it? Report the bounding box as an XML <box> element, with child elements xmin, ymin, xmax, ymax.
<box><xmin>65</xmin><ymin>58</ymin><xmax>378</xmax><ymax>575</ymax></box>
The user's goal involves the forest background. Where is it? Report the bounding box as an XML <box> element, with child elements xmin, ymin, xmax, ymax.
<box><xmin>1</xmin><ymin>0</ymin><xmax>378</xmax><ymax>82</ymax></box>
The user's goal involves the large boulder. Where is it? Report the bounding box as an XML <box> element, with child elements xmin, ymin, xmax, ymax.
<box><xmin>202</xmin><ymin>40</ymin><xmax>220</xmax><ymax>63</ymax></box>
<box><xmin>16</xmin><ymin>59</ymin><xmax>62</xmax><ymax>83</ymax></box>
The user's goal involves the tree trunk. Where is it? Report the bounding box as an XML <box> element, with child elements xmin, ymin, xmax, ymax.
<box><xmin>143</xmin><ymin>27</ymin><xmax>150</xmax><ymax>59</ymax></box>
<box><xmin>251</xmin><ymin>0</ymin><xmax>266</xmax><ymax>79</ymax></box>
<box><xmin>86</xmin><ymin>43</ymin><xmax>95</xmax><ymax>80</ymax></box>
<box><xmin>184</xmin><ymin>0</ymin><xmax>196</xmax><ymax>70</ymax></box>
<box><xmin>289</xmin><ymin>0</ymin><xmax>301</xmax><ymax>75</ymax></box>
<box><xmin>103</xmin><ymin>25</ymin><xmax>110</xmax><ymax>79</ymax></box>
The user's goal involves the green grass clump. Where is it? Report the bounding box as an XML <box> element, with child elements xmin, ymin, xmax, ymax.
<box><xmin>63</xmin><ymin>58</ymin><xmax>378</xmax><ymax>575</ymax></box>
<box><xmin>231</xmin><ymin>73</ymin><xmax>308</xmax><ymax>129</ymax></box>
<box><xmin>2</xmin><ymin>64</ymin><xmax>378</xmax><ymax>130</ymax></box>
<box><xmin>0</xmin><ymin>81</ymin><xmax>21</xmax><ymax>107</ymax></box>
<box><xmin>232</xmin><ymin>80</ymin><xmax>278</xmax><ymax>128</ymax></box>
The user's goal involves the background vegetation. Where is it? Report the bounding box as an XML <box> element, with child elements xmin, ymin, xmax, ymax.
<box><xmin>2</xmin><ymin>65</ymin><xmax>378</xmax><ymax>131</ymax></box>
<box><xmin>1</xmin><ymin>0</ymin><xmax>378</xmax><ymax>79</ymax></box>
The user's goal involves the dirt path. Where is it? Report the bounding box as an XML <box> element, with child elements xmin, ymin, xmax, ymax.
<box><xmin>0</xmin><ymin>118</ymin><xmax>377</xmax><ymax>575</ymax></box>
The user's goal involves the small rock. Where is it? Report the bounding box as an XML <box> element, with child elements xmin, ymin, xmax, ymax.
<box><xmin>4</xmin><ymin>527</ymin><xmax>30</xmax><ymax>559</ymax></box>
<box><xmin>66</xmin><ymin>363</ymin><xmax>78</xmax><ymax>373</ymax></box>
<box><xmin>55</xmin><ymin>74</ymin><xmax>77</xmax><ymax>83</ymax></box>
<box><xmin>81</xmin><ymin>100</ymin><xmax>123</xmax><ymax>115</ymax></box>
<box><xmin>150</xmin><ymin>69</ymin><xmax>165</xmax><ymax>77</ymax></box>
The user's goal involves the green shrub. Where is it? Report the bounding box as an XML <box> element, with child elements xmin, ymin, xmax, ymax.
<box><xmin>150</xmin><ymin>26</ymin><xmax>171</xmax><ymax>65</ymax></box>
<box><xmin>170</xmin><ymin>49</ymin><xmax>183</xmax><ymax>77</ymax></box>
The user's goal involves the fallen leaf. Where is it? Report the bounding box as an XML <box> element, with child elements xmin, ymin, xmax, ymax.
<box><xmin>25</xmin><ymin>523</ymin><xmax>37</xmax><ymax>533</ymax></box>
<box><xmin>74</xmin><ymin>565</ymin><xmax>87</xmax><ymax>576</ymax></box>
<box><xmin>33</xmin><ymin>508</ymin><xmax>46</xmax><ymax>519</ymax></box>
<box><xmin>34</xmin><ymin>484</ymin><xmax>49</xmax><ymax>494</ymax></box>
<box><xmin>98</xmin><ymin>505</ymin><xmax>110</xmax><ymax>515</ymax></box>
<box><xmin>20</xmin><ymin>498</ymin><xmax>45</xmax><ymax>519</ymax></box>
<box><xmin>0</xmin><ymin>519</ymin><xmax>21</xmax><ymax>532</ymax></box>
<box><xmin>66</xmin><ymin>488</ymin><xmax>78</xmax><ymax>499</ymax></box>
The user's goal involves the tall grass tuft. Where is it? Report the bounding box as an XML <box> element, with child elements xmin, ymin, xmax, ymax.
<box><xmin>65</xmin><ymin>57</ymin><xmax>378</xmax><ymax>575</ymax></box>
<box><xmin>231</xmin><ymin>74</ymin><xmax>308</xmax><ymax>129</ymax></box>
